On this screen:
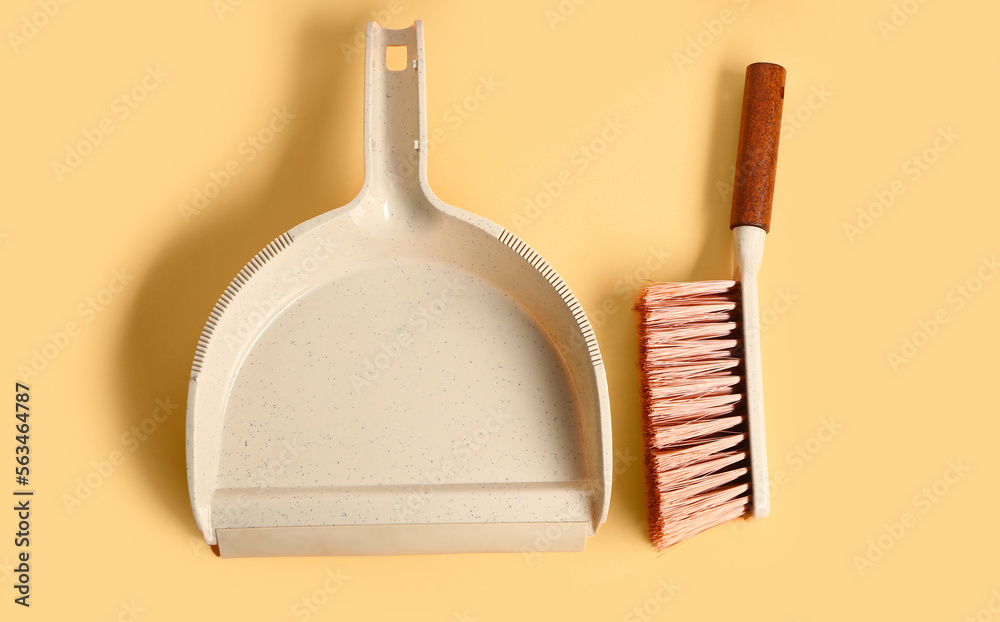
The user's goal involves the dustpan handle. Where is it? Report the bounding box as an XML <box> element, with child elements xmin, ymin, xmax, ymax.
<box><xmin>730</xmin><ymin>63</ymin><xmax>785</xmax><ymax>233</ymax></box>
<box><xmin>362</xmin><ymin>21</ymin><xmax>427</xmax><ymax>196</ymax></box>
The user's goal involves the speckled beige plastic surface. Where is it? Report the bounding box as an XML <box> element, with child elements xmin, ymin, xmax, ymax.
<box><xmin>185</xmin><ymin>21</ymin><xmax>612</xmax><ymax>557</ymax></box>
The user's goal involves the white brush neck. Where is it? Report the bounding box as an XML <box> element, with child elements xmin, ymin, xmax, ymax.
<box><xmin>733</xmin><ymin>225</ymin><xmax>769</xmax><ymax>519</ymax></box>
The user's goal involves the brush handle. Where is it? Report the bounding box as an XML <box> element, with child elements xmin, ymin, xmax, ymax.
<box><xmin>730</xmin><ymin>63</ymin><xmax>785</xmax><ymax>233</ymax></box>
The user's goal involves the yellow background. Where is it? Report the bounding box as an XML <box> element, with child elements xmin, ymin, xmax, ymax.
<box><xmin>2</xmin><ymin>0</ymin><xmax>998</xmax><ymax>619</ymax></box>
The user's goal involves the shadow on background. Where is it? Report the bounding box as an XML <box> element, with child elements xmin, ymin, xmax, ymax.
<box><xmin>117</xmin><ymin>18</ymin><xmax>363</xmax><ymax>534</ymax></box>
<box><xmin>612</xmin><ymin>66</ymin><xmax>749</xmax><ymax>537</ymax></box>
<box><xmin>119</xmin><ymin>31</ymin><xmax>751</xmax><ymax>545</ymax></box>
<box><xmin>689</xmin><ymin>67</ymin><xmax>746</xmax><ymax>282</ymax></box>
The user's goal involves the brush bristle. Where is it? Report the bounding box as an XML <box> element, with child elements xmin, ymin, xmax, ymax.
<box><xmin>636</xmin><ymin>279</ymin><xmax>750</xmax><ymax>550</ymax></box>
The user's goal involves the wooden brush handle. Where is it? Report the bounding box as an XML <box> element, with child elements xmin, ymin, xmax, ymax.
<box><xmin>730</xmin><ymin>62</ymin><xmax>786</xmax><ymax>233</ymax></box>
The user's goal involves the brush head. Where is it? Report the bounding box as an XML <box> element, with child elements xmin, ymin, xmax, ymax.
<box><xmin>636</xmin><ymin>280</ymin><xmax>752</xmax><ymax>550</ymax></box>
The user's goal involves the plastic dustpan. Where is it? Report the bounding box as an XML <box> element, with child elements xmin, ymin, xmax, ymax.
<box><xmin>186</xmin><ymin>20</ymin><xmax>611</xmax><ymax>557</ymax></box>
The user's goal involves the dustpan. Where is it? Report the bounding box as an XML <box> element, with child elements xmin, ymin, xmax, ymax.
<box><xmin>186</xmin><ymin>21</ymin><xmax>612</xmax><ymax>557</ymax></box>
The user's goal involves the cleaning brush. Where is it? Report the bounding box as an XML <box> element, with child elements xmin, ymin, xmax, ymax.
<box><xmin>636</xmin><ymin>62</ymin><xmax>786</xmax><ymax>549</ymax></box>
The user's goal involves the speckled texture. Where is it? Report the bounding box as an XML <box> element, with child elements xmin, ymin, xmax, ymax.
<box><xmin>220</xmin><ymin>264</ymin><xmax>586</xmax><ymax>487</ymax></box>
<box><xmin>186</xmin><ymin>21</ymin><xmax>612</xmax><ymax>554</ymax></box>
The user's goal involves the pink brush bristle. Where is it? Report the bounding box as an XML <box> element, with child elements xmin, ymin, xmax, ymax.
<box><xmin>636</xmin><ymin>279</ymin><xmax>752</xmax><ymax>550</ymax></box>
